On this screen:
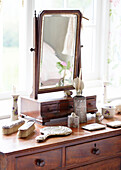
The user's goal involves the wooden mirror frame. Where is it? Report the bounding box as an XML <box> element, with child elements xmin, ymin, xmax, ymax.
<box><xmin>32</xmin><ymin>10</ymin><xmax>82</xmax><ymax>99</ymax></box>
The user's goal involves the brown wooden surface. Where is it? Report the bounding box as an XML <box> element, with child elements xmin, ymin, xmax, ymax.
<box><xmin>86</xmin><ymin>95</ymin><xmax>97</xmax><ymax>113</ymax></box>
<box><xmin>21</xmin><ymin>97</ymin><xmax>41</xmax><ymax>119</ymax></box>
<box><xmin>1</xmin><ymin>114</ymin><xmax>121</xmax><ymax>169</ymax></box>
<box><xmin>20</xmin><ymin>94</ymin><xmax>97</xmax><ymax>125</ymax></box>
<box><xmin>0</xmin><ymin>114</ymin><xmax>121</xmax><ymax>154</ymax></box>
<box><xmin>66</xmin><ymin>135</ymin><xmax>121</xmax><ymax>166</ymax></box>
<box><xmin>72</xmin><ymin>158</ymin><xmax>121</xmax><ymax>170</ymax></box>
<box><xmin>16</xmin><ymin>148</ymin><xmax>62</xmax><ymax>170</ymax></box>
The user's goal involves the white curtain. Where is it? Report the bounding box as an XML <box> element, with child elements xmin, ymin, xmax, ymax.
<box><xmin>62</xmin><ymin>16</ymin><xmax>77</xmax><ymax>57</ymax></box>
<box><xmin>97</xmin><ymin>0</ymin><xmax>110</xmax><ymax>81</ymax></box>
<box><xmin>19</xmin><ymin>0</ymin><xmax>35</xmax><ymax>95</ymax></box>
<box><xmin>107</xmin><ymin>0</ymin><xmax>121</xmax><ymax>87</ymax></box>
<box><xmin>98</xmin><ymin>0</ymin><xmax>121</xmax><ymax>86</ymax></box>
<box><xmin>0</xmin><ymin>1</ymin><xmax>2</xmax><ymax>89</ymax></box>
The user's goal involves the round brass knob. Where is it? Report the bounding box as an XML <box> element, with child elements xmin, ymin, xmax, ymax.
<box><xmin>35</xmin><ymin>159</ymin><xmax>45</xmax><ymax>167</ymax></box>
<box><xmin>92</xmin><ymin>143</ymin><xmax>100</xmax><ymax>155</ymax></box>
<box><xmin>92</xmin><ymin>148</ymin><xmax>100</xmax><ymax>155</ymax></box>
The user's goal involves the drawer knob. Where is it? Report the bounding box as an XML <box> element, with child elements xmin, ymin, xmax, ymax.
<box><xmin>69</xmin><ymin>105</ymin><xmax>73</xmax><ymax>109</ymax></box>
<box><xmin>47</xmin><ymin>108</ymin><xmax>50</xmax><ymax>112</ymax></box>
<box><xmin>92</xmin><ymin>144</ymin><xmax>100</xmax><ymax>155</ymax></box>
<box><xmin>88</xmin><ymin>103</ymin><xmax>92</xmax><ymax>106</ymax></box>
<box><xmin>30</xmin><ymin>48</ymin><xmax>35</xmax><ymax>52</ymax></box>
<box><xmin>35</xmin><ymin>159</ymin><xmax>45</xmax><ymax>167</ymax></box>
<box><xmin>92</xmin><ymin>147</ymin><xmax>100</xmax><ymax>155</ymax></box>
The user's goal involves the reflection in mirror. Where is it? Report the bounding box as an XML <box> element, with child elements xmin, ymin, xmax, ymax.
<box><xmin>39</xmin><ymin>14</ymin><xmax>77</xmax><ymax>89</ymax></box>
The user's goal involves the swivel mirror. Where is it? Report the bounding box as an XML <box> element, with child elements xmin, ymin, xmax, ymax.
<box><xmin>21</xmin><ymin>10</ymin><xmax>97</xmax><ymax>125</ymax></box>
<box><xmin>33</xmin><ymin>10</ymin><xmax>82</xmax><ymax>99</ymax></box>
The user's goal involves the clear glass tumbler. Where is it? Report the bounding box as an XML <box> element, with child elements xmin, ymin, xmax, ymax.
<box><xmin>73</xmin><ymin>95</ymin><xmax>87</xmax><ymax>123</ymax></box>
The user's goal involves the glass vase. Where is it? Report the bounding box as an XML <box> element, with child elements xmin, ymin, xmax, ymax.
<box><xmin>11</xmin><ymin>95</ymin><xmax>19</xmax><ymax>121</ymax></box>
<box><xmin>73</xmin><ymin>95</ymin><xmax>87</xmax><ymax>123</ymax></box>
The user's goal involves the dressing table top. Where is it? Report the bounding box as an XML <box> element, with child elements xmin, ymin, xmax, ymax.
<box><xmin>0</xmin><ymin>114</ymin><xmax>121</xmax><ymax>155</ymax></box>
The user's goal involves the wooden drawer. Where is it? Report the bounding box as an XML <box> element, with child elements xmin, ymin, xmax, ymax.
<box><xmin>66</xmin><ymin>136</ymin><xmax>121</xmax><ymax>166</ymax></box>
<box><xmin>41</xmin><ymin>104</ymin><xmax>59</xmax><ymax>113</ymax></box>
<box><xmin>16</xmin><ymin>149</ymin><xmax>62</xmax><ymax>170</ymax></box>
<box><xmin>72</xmin><ymin>157</ymin><xmax>121</xmax><ymax>170</ymax></box>
<box><xmin>41</xmin><ymin>101</ymin><xmax>73</xmax><ymax>113</ymax></box>
<box><xmin>86</xmin><ymin>98</ymin><xmax>97</xmax><ymax>113</ymax></box>
<box><xmin>59</xmin><ymin>101</ymin><xmax>73</xmax><ymax>110</ymax></box>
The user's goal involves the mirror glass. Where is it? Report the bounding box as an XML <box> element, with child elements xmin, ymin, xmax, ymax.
<box><xmin>36</xmin><ymin>10</ymin><xmax>82</xmax><ymax>95</ymax></box>
<box><xmin>39</xmin><ymin>13</ymin><xmax>77</xmax><ymax>89</ymax></box>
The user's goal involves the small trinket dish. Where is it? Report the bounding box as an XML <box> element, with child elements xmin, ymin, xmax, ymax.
<box><xmin>82</xmin><ymin>123</ymin><xmax>106</xmax><ymax>131</ymax></box>
<box><xmin>106</xmin><ymin>121</ymin><xmax>121</xmax><ymax>128</ymax></box>
<box><xmin>102</xmin><ymin>106</ymin><xmax>115</xmax><ymax>118</ymax></box>
<box><xmin>68</xmin><ymin>112</ymin><xmax>79</xmax><ymax>128</ymax></box>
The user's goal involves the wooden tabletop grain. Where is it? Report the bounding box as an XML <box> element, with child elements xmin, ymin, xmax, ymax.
<box><xmin>0</xmin><ymin>114</ymin><xmax>121</xmax><ymax>155</ymax></box>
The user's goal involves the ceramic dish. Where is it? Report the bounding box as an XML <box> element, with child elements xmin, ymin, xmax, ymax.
<box><xmin>102</xmin><ymin>106</ymin><xmax>115</xmax><ymax>118</ymax></box>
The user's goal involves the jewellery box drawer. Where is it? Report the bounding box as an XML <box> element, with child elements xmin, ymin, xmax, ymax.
<box><xmin>66</xmin><ymin>136</ymin><xmax>121</xmax><ymax>166</ymax></box>
<box><xmin>41</xmin><ymin>100</ymin><xmax>73</xmax><ymax>115</ymax></box>
<box><xmin>86</xmin><ymin>96</ymin><xmax>97</xmax><ymax>113</ymax></box>
<box><xmin>16</xmin><ymin>149</ymin><xmax>62</xmax><ymax>170</ymax></box>
<box><xmin>41</xmin><ymin>104</ymin><xmax>59</xmax><ymax>113</ymax></box>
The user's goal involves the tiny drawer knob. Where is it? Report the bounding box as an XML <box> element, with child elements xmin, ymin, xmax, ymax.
<box><xmin>30</xmin><ymin>48</ymin><xmax>35</xmax><ymax>52</ymax></box>
<box><xmin>35</xmin><ymin>159</ymin><xmax>45</xmax><ymax>167</ymax></box>
<box><xmin>69</xmin><ymin>105</ymin><xmax>73</xmax><ymax>109</ymax></box>
<box><xmin>88</xmin><ymin>103</ymin><xmax>92</xmax><ymax>106</ymax></box>
<box><xmin>47</xmin><ymin>108</ymin><xmax>50</xmax><ymax>112</ymax></box>
<box><xmin>92</xmin><ymin>148</ymin><xmax>100</xmax><ymax>155</ymax></box>
<box><xmin>92</xmin><ymin>143</ymin><xmax>100</xmax><ymax>155</ymax></box>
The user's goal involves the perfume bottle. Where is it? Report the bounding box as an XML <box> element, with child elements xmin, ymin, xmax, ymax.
<box><xmin>73</xmin><ymin>95</ymin><xmax>87</xmax><ymax>123</ymax></box>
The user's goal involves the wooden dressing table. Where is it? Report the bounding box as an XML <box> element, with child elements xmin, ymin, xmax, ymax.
<box><xmin>0</xmin><ymin>114</ymin><xmax>121</xmax><ymax>170</ymax></box>
<box><xmin>4</xmin><ymin>10</ymin><xmax>120</xmax><ymax>169</ymax></box>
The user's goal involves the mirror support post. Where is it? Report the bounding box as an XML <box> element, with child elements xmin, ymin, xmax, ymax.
<box><xmin>30</xmin><ymin>10</ymin><xmax>38</xmax><ymax>99</ymax></box>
